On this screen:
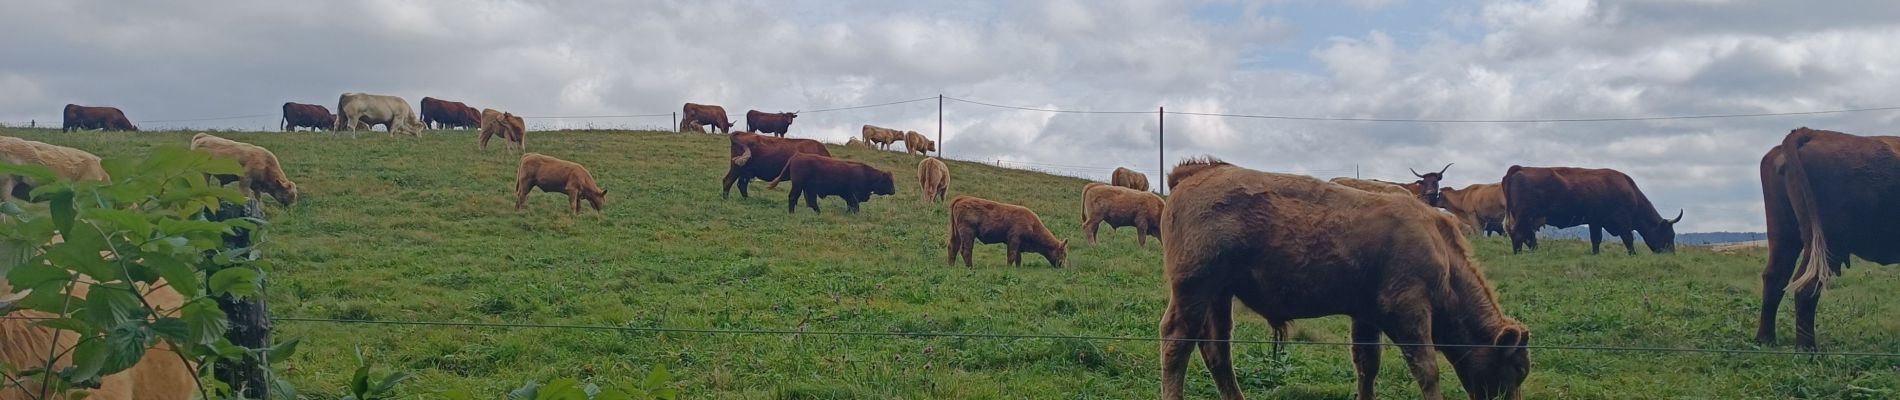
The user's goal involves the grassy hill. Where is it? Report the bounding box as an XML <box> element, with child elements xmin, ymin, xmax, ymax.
<box><xmin>5</xmin><ymin>128</ymin><xmax>1897</xmax><ymax>399</ymax></box>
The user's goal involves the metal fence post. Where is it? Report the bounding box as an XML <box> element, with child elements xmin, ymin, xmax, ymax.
<box><xmin>1158</xmin><ymin>106</ymin><xmax>1165</xmax><ymax>195</ymax></box>
<box><xmin>672</xmin><ymin>112</ymin><xmax>677</xmax><ymax>132</ymax></box>
<box><xmin>937</xmin><ymin>94</ymin><xmax>944</xmax><ymax>157</ymax></box>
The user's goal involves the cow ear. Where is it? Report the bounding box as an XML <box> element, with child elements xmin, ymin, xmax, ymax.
<box><xmin>1494</xmin><ymin>325</ymin><xmax>1529</xmax><ymax>351</ymax></box>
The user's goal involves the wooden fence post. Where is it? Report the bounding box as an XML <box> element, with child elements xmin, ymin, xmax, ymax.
<box><xmin>210</xmin><ymin>200</ymin><xmax>271</xmax><ymax>398</ymax></box>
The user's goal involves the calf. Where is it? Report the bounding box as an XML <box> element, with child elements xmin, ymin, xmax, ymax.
<box><xmin>480</xmin><ymin>109</ymin><xmax>527</xmax><ymax>152</ymax></box>
<box><xmin>947</xmin><ymin>196</ymin><xmax>1068</xmax><ymax>268</ymax></box>
<box><xmin>514</xmin><ymin>153</ymin><xmax>608</xmax><ymax>214</ymax></box>
<box><xmin>767</xmin><ymin>153</ymin><xmax>896</xmax><ymax>214</ymax></box>
<box><xmin>1081</xmin><ymin>182</ymin><xmax>1163</xmax><ymax>247</ymax></box>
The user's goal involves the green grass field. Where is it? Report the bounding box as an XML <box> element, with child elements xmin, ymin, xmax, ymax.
<box><xmin>5</xmin><ymin>128</ymin><xmax>1898</xmax><ymax>399</ymax></box>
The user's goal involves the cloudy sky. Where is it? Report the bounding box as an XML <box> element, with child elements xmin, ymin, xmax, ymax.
<box><xmin>4</xmin><ymin>0</ymin><xmax>1898</xmax><ymax>232</ymax></box>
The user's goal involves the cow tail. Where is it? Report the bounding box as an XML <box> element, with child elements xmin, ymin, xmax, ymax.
<box><xmin>732</xmin><ymin>146</ymin><xmax>752</xmax><ymax>167</ymax></box>
<box><xmin>765</xmin><ymin>155</ymin><xmax>797</xmax><ymax>190</ymax></box>
<box><xmin>1783</xmin><ymin>131</ymin><xmax>1836</xmax><ymax>292</ymax></box>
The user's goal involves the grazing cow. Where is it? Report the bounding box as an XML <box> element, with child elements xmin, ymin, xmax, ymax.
<box><xmin>1439</xmin><ymin>183</ymin><xmax>1509</xmax><ymax>237</ymax></box>
<box><xmin>0</xmin><ymin>136</ymin><xmax>110</xmax><ymax>203</ymax></box>
<box><xmin>903</xmin><ymin>131</ymin><xmax>936</xmax><ymax>155</ymax></box>
<box><xmin>61</xmin><ymin>104</ymin><xmax>138</xmax><ymax>132</ymax></box>
<box><xmin>280</xmin><ymin>102</ymin><xmax>335</xmax><ymax>132</ymax></box>
<box><xmin>514</xmin><ymin>153</ymin><xmax>607</xmax><ymax>214</ymax></box>
<box><xmin>1159</xmin><ymin>157</ymin><xmax>1531</xmax><ymax>400</ymax></box>
<box><xmin>479</xmin><ymin>109</ymin><xmax>527</xmax><ymax>152</ymax></box>
<box><xmin>3</xmin><ymin>278</ymin><xmax>195</xmax><ymax>400</ymax></box>
<box><xmin>680</xmin><ymin>119</ymin><xmax>706</xmax><ymax>133</ymax></box>
<box><xmin>1331</xmin><ymin>177</ymin><xmax>1415</xmax><ymax>196</ymax></box>
<box><xmin>191</xmin><ymin>133</ymin><xmax>298</xmax><ymax>207</ymax></box>
<box><xmin>918</xmin><ymin>157</ymin><xmax>949</xmax><ymax>204</ymax></box>
<box><xmin>1111</xmin><ymin>167</ymin><xmax>1149</xmax><ymax>192</ymax></box>
<box><xmin>764</xmin><ymin>153</ymin><xmax>896</xmax><ymax>214</ymax></box>
<box><xmin>861</xmin><ymin>125</ymin><xmax>903</xmax><ymax>150</ymax></box>
<box><xmin>682</xmin><ymin>103</ymin><xmax>734</xmax><ymax>133</ymax></box>
<box><xmin>1081</xmin><ymin>182</ymin><xmax>1163</xmax><ymax>247</ymax></box>
<box><xmin>335</xmin><ymin>93</ymin><xmax>424</xmax><ymax>137</ymax></box>
<box><xmin>1503</xmin><ymin>166</ymin><xmax>1681</xmax><ymax>255</ymax></box>
<box><xmin>845</xmin><ymin>137</ymin><xmax>869</xmax><ymax>149</ymax></box>
<box><xmin>1755</xmin><ymin>127</ymin><xmax>1900</xmax><ymax>351</ymax></box>
<box><xmin>746</xmin><ymin>110</ymin><xmax>798</xmax><ymax>137</ymax></box>
<box><xmin>420</xmin><ymin>97</ymin><xmax>481</xmax><ymax>130</ymax></box>
<box><xmin>947</xmin><ymin>196</ymin><xmax>1068</xmax><ymax>268</ymax></box>
<box><xmin>723</xmin><ymin>131</ymin><xmax>830</xmax><ymax>199</ymax></box>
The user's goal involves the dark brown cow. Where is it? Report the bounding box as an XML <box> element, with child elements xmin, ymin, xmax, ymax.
<box><xmin>281</xmin><ymin>102</ymin><xmax>334</xmax><ymax>131</ymax></box>
<box><xmin>1160</xmin><ymin>157</ymin><xmax>1530</xmax><ymax>400</ymax></box>
<box><xmin>1409</xmin><ymin>163</ymin><xmax>1452</xmax><ymax>206</ymax></box>
<box><xmin>1756</xmin><ymin>127</ymin><xmax>1900</xmax><ymax>351</ymax></box>
<box><xmin>421</xmin><ymin>97</ymin><xmax>481</xmax><ymax>130</ymax></box>
<box><xmin>722</xmin><ymin>131</ymin><xmax>830</xmax><ymax>199</ymax></box>
<box><xmin>766</xmin><ymin>153</ymin><xmax>896</xmax><ymax>214</ymax></box>
<box><xmin>746</xmin><ymin>110</ymin><xmax>798</xmax><ymax>137</ymax></box>
<box><xmin>61</xmin><ymin>104</ymin><xmax>138</xmax><ymax>132</ymax></box>
<box><xmin>1503</xmin><ymin>166</ymin><xmax>1682</xmax><ymax>255</ymax></box>
<box><xmin>683</xmin><ymin>103</ymin><xmax>734</xmax><ymax>133</ymax></box>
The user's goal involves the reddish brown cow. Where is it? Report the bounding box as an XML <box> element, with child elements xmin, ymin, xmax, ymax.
<box><xmin>766</xmin><ymin>153</ymin><xmax>896</xmax><ymax>214</ymax></box>
<box><xmin>421</xmin><ymin>97</ymin><xmax>481</xmax><ymax>130</ymax></box>
<box><xmin>1756</xmin><ymin>127</ymin><xmax>1900</xmax><ymax>351</ymax></box>
<box><xmin>61</xmin><ymin>104</ymin><xmax>138</xmax><ymax>132</ymax></box>
<box><xmin>746</xmin><ymin>110</ymin><xmax>798</xmax><ymax>137</ymax></box>
<box><xmin>723</xmin><ymin>132</ymin><xmax>830</xmax><ymax>199</ymax></box>
<box><xmin>683</xmin><ymin>103</ymin><xmax>734</xmax><ymax>133</ymax></box>
<box><xmin>1503</xmin><ymin>166</ymin><xmax>1682</xmax><ymax>255</ymax></box>
<box><xmin>1160</xmin><ymin>157</ymin><xmax>1530</xmax><ymax>400</ymax></box>
<box><xmin>947</xmin><ymin>196</ymin><xmax>1068</xmax><ymax>268</ymax></box>
<box><xmin>280</xmin><ymin>102</ymin><xmax>334</xmax><ymax>131</ymax></box>
<box><xmin>515</xmin><ymin>153</ymin><xmax>607</xmax><ymax>214</ymax></box>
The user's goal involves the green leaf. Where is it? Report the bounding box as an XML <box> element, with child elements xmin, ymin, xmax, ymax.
<box><xmin>85</xmin><ymin>208</ymin><xmax>152</xmax><ymax>240</ymax></box>
<box><xmin>272</xmin><ymin>377</ymin><xmax>298</xmax><ymax>400</ymax></box>
<box><xmin>211</xmin><ymin>339</ymin><xmax>247</xmax><ymax>359</ymax></box>
<box><xmin>7</xmin><ymin>261</ymin><xmax>71</xmax><ymax>288</ymax></box>
<box><xmin>49</xmin><ymin>190</ymin><xmax>75</xmax><ymax>233</ymax></box>
<box><xmin>156</xmin><ymin>219</ymin><xmax>232</xmax><ymax>237</ymax></box>
<box><xmin>508</xmin><ymin>381</ymin><xmax>542</xmax><ymax>400</ymax></box>
<box><xmin>150</xmin><ymin>316</ymin><xmax>189</xmax><ymax>343</ymax></box>
<box><xmin>208</xmin><ymin>267</ymin><xmax>261</xmax><ymax>298</ymax></box>
<box><xmin>371</xmin><ymin>371</ymin><xmax>412</xmax><ymax>395</ymax></box>
<box><xmin>642</xmin><ymin>365</ymin><xmax>671</xmax><ymax>390</ymax></box>
<box><xmin>81</xmin><ymin>285</ymin><xmax>146</xmax><ymax>328</ymax></box>
<box><xmin>144</xmin><ymin>255</ymin><xmax>200</xmax><ymax>298</ymax></box>
<box><xmin>0</xmin><ymin>163</ymin><xmax>58</xmax><ymax>182</ymax></box>
<box><xmin>67</xmin><ymin>336</ymin><xmax>109</xmax><ymax>382</ymax></box>
<box><xmin>16</xmin><ymin>280</ymin><xmax>82</xmax><ymax>313</ymax></box>
<box><xmin>99</xmin><ymin>323</ymin><xmax>152</xmax><ymax>375</ymax></box>
<box><xmin>34</xmin><ymin>317</ymin><xmax>96</xmax><ymax>335</ymax></box>
<box><xmin>182</xmin><ymin>299</ymin><xmax>230</xmax><ymax>347</ymax></box>
<box><xmin>265</xmin><ymin>337</ymin><xmax>301</xmax><ymax>363</ymax></box>
<box><xmin>0</xmin><ymin>201</ymin><xmax>28</xmax><ymax>219</ymax></box>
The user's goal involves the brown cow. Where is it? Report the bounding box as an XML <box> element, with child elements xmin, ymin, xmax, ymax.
<box><xmin>61</xmin><ymin>104</ymin><xmax>138</xmax><ymax>132</ymax></box>
<box><xmin>191</xmin><ymin>133</ymin><xmax>299</xmax><ymax>207</ymax></box>
<box><xmin>3</xmin><ymin>279</ymin><xmax>196</xmax><ymax>400</ymax></box>
<box><xmin>1503</xmin><ymin>166</ymin><xmax>1682</xmax><ymax>255</ymax></box>
<box><xmin>1160</xmin><ymin>157</ymin><xmax>1531</xmax><ymax>400</ymax></box>
<box><xmin>514</xmin><ymin>153</ymin><xmax>607</xmax><ymax>214</ymax></box>
<box><xmin>1756</xmin><ymin>127</ymin><xmax>1900</xmax><ymax>351</ymax></box>
<box><xmin>918</xmin><ymin>157</ymin><xmax>949</xmax><ymax>204</ymax></box>
<box><xmin>421</xmin><ymin>97</ymin><xmax>481</xmax><ymax>130</ymax></box>
<box><xmin>1439</xmin><ymin>183</ymin><xmax>1509</xmax><ymax>237</ymax></box>
<box><xmin>765</xmin><ymin>153</ymin><xmax>896</xmax><ymax>214</ymax></box>
<box><xmin>723</xmin><ymin>132</ymin><xmax>830</xmax><ymax>199</ymax></box>
<box><xmin>845</xmin><ymin>137</ymin><xmax>869</xmax><ymax>149</ymax></box>
<box><xmin>479</xmin><ymin>109</ymin><xmax>527</xmax><ymax>152</ymax></box>
<box><xmin>1332</xmin><ymin>177</ymin><xmax>1415</xmax><ymax>196</ymax></box>
<box><xmin>0</xmin><ymin>136</ymin><xmax>111</xmax><ymax>203</ymax></box>
<box><xmin>746</xmin><ymin>110</ymin><xmax>798</xmax><ymax>137</ymax></box>
<box><xmin>861</xmin><ymin>125</ymin><xmax>903</xmax><ymax>150</ymax></box>
<box><xmin>280</xmin><ymin>102</ymin><xmax>334</xmax><ymax>131</ymax></box>
<box><xmin>1081</xmin><ymin>182</ymin><xmax>1163</xmax><ymax>247</ymax></box>
<box><xmin>682</xmin><ymin>103</ymin><xmax>734</xmax><ymax>133</ymax></box>
<box><xmin>903</xmin><ymin>131</ymin><xmax>936</xmax><ymax>155</ymax></box>
<box><xmin>947</xmin><ymin>196</ymin><xmax>1068</xmax><ymax>268</ymax></box>
<box><xmin>1111</xmin><ymin>167</ymin><xmax>1149</xmax><ymax>192</ymax></box>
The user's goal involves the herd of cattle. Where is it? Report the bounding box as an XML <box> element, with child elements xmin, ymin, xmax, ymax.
<box><xmin>14</xmin><ymin>99</ymin><xmax>1896</xmax><ymax>399</ymax></box>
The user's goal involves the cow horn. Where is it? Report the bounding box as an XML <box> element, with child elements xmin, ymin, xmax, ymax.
<box><xmin>1668</xmin><ymin>210</ymin><xmax>1684</xmax><ymax>224</ymax></box>
<box><xmin>1438</xmin><ymin>163</ymin><xmax>1453</xmax><ymax>176</ymax></box>
<box><xmin>1410</xmin><ymin>167</ymin><xmax>1424</xmax><ymax>178</ymax></box>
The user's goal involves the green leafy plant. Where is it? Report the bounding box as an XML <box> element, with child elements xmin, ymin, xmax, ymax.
<box><xmin>0</xmin><ymin>145</ymin><xmax>270</xmax><ymax>399</ymax></box>
<box><xmin>341</xmin><ymin>344</ymin><xmax>412</xmax><ymax>400</ymax></box>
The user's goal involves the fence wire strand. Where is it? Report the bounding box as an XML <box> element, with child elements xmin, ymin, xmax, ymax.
<box><xmin>1161</xmin><ymin>106</ymin><xmax>1900</xmax><ymax>123</ymax></box>
<box><xmin>263</xmin><ymin>316</ymin><xmax>1900</xmax><ymax>357</ymax></box>
<box><xmin>799</xmin><ymin>96</ymin><xmax>939</xmax><ymax>113</ymax></box>
<box><xmin>944</xmin><ymin>96</ymin><xmax>1153</xmax><ymax>114</ymax></box>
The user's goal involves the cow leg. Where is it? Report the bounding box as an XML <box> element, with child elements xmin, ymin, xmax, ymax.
<box><xmin>0</xmin><ymin>177</ymin><xmax>16</xmax><ymax>203</ymax></box>
<box><xmin>479</xmin><ymin>128</ymin><xmax>492</xmax><ymax>150</ymax></box>
<box><xmin>1756</xmin><ymin>236</ymin><xmax>1802</xmax><ymax>344</ymax></box>
<box><xmin>946</xmin><ymin>227</ymin><xmax>962</xmax><ymax>266</ymax></box>
<box><xmin>1084</xmin><ymin>216</ymin><xmax>1102</xmax><ymax>245</ymax></box>
<box><xmin>1351</xmin><ymin>318</ymin><xmax>1383</xmax><ymax>400</ymax></box>
<box><xmin>721</xmin><ymin>170</ymin><xmax>739</xmax><ymax>199</ymax></box>
<box><xmin>1381</xmin><ymin>307</ymin><xmax>1443</xmax><ymax>400</ymax></box>
<box><xmin>1159</xmin><ymin>277</ymin><xmax>1220</xmax><ymax>400</ymax></box>
<box><xmin>1622</xmin><ymin>230</ymin><xmax>1639</xmax><ymax>254</ymax></box>
<box><xmin>569</xmin><ymin>193</ymin><xmax>582</xmax><ymax>215</ymax></box>
<box><xmin>1005</xmin><ymin>236</ymin><xmax>1022</xmax><ymax>267</ymax></box>
<box><xmin>1136</xmin><ymin>220</ymin><xmax>1150</xmax><ymax>248</ymax></box>
<box><xmin>1589</xmin><ymin>225</ymin><xmax>1604</xmax><ymax>255</ymax></box>
<box><xmin>514</xmin><ymin>185</ymin><xmax>532</xmax><ymax>212</ymax></box>
<box><xmin>804</xmin><ymin>191</ymin><xmax>821</xmax><ymax>214</ymax></box>
<box><xmin>786</xmin><ymin>186</ymin><xmax>801</xmax><ymax>214</ymax></box>
<box><xmin>1198</xmin><ymin>297</ymin><xmax>1244</xmax><ymax>399</ymax></box>
<box><xmin>960</xmin><ymin>233</ymin><xmax>975</xmax><ymax>268</ymax></box>
<box><xmin>736</xmin><ymin>175</ymin><xmax>753</xmax><ymax>198</ymax></box>
<box><xmin>845</xmin><ymin>195</ymin><xmax>861</xmax><ymax>213</ymax></box>
<box><xmin>1793</xmin><ymin>256</ymin><xmax>1839</xmax><ymax>351</ymax></box>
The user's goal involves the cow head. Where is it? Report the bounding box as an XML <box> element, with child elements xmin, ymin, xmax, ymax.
<box><xmin>1645</xmin><ymin>210</ymin><xmax>1684</xmax><ymax>253</ymax></box>
<box><xmin>786</xmin><ymin>111</ymin><xmax>800</xmax><ymax>120</ymax></box>
<box><xmin>1450</xmin><ymin>323</ymin><xmax>1531</xmax><ymax>400</ymax></box>
<box><xmin>587</xmin><ymin>188</ymin><xmax>608</xmax><ymax>212</ymax></box>
<box><xmin>1044</xmin><ymin>239</ymin><xmax>1070</xmax><ymax>268</ymax></box>
<box><xmin>871</xmin><ymin>170</ymin><xmax>897</xmax><ymax>197</ymax></box>
<box><xmin>1409</xmin><ymin>163</ymin><xmax>1452</xmax><ymax>206</ymax></box>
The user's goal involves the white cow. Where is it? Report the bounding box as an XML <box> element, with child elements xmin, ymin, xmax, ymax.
<box><xmin>335</xmin><ymin>92</ymin><xmax>424</xmax><ymax>137</ymax></box>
